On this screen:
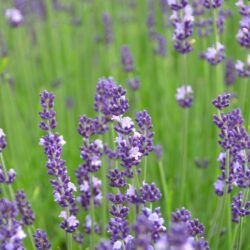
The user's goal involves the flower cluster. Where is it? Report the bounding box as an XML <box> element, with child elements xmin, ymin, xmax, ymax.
<box><xmin>202</xmin><ymin>0</ymin><xmax>223</xmax><ymax>9</ymax></box>
<box><xmin>102</xmin><ymin>12</ymin><xmax>113</xmax><ymax>45</ymax></box>
<box><xmin>39</xmin><ymin>90</ymin><xmax>79</xmax><ymax>233</ymax></box>
<box><xmin>235</xmin><ymin>55</ymin><xmax>250</xmax><ymax>78</ymax></box>
<box><xmin>33</xmin><ymin>229</ymin><xmax>51</xmax><ymax>250</ymax></box>
<box><xmin>120</xmin><ymin>45</ymin><xmax>140</xmax><ymax>91</ymax></box>
<box><xmin>200</xmin><ymin>42</ymin><xmax>224</xmax><ymax>65</ymax></box>
<box><xmin>15</xmin><ymin>190</ymin><xmax>35</xmax><ymax>226</ymax></box>
<box><xmin>236</xmin><ymin>1</ymin><xmax>250</xmax><ymax>49</ymax></box>
<box><xmin>4</xmin><ymin>8</ymin><xmax>23</xmax><ymax>27</ymax></box>
<box><xmin>224</xmin><ymin>59</ymin><xmax>236</xmax><ymax>85</ymax></box>
<box><xmin>169</xmin><ymin>4</ymin><xmax>195</xmax><ymax>53</ymax></box>
<box><xmin>0</xmin><ymin>199</ymin><xmax>26</xmax><ymax>249</ymax></box>
<box><xmin>176</xmin><ymin>85</ymin><xmax>193</xmax><ymax>108</ymax></box>
<box><xmin>212</xmin><ymin>93</ymin><xmax>250</xmax><ymax>223</ymax></box>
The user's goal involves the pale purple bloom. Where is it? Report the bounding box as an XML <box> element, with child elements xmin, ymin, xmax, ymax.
<box><xmin>200</xmin><ymin>42</ymin><xmax>225</xmax><ymax>65</ymax></box>
<box><xmin>176</xmin><ymin>85</ymin><xmax>193</xmax><ymax>108</ymax></box>
<box><xmin>5</xmin><ymin>8</ymin><xmax>23</xmax><ymax>27</ymax></box>
<box><xmin>235</xmin><ymin>55</ymin><xmax>250</xmax><ymax>78</ymax></box>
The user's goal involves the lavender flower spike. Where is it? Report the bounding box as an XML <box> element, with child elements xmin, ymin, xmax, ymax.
<box><xmin>200</xmin><ymin>42</ymin><xmax>225</xmax><ymax>65</ymax></box>
<box><xmin>0</xmin><ymin>129</ymin><xmax>7</xmax><ymax>153</ymax></box>
<box><xmin>4</xmin><ymin>8</ymin><xmax>23</xmax><ymax>27</ymax></box>
<box><xmin>33</xmin><ymin>229</ymin><xmax>51</xmax><ymax>250</ymax></box>
<box><xmin>15</xmin><ymin>190</ymin><xmax>35</xmax><ymax>226</ymax></box>
<box><xmin>235</xmin><ymin>55</ymin><xmax>250</xmax><ymax>78</ymax></box>
<box><xmin>121</xmin><ymin>45</ymin><xmax>134</xmax><ymax>72</ymax></box>
<box><xmin>176</xmin><ymin>85</ymin><xmax>193</xmax><ymax>108</ymax></box>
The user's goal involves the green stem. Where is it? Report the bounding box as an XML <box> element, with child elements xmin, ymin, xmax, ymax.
<box><xmin>90</xmin><ymin>174</ymin><xmax>96</xmax><ymax>250</ymax></box>
<box><xmin>28</xmin><ymin>226</ymin><xmax>36</xmax><ymax>250</ymax></box>
<box><xmin>143</xmin><ymin>156</ymin><xmax>147</xmax><ymax>181</ymax></box>
<box><xmin>66</xmin><ymin>208</ymin><xmax>73</xmax><ymax>250</ymax></box>
<box><xmin>179</xmin><ymin>109</ymin><xmax>189</xmax><ymax>205</ymax></box>
<box><xmin>158</xmin><ymin>160</ymin><xmax>170</xmax><ymax>220</ymax></box>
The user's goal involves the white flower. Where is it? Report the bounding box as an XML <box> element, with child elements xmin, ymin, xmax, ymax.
<box><xmin>59</xmin><ymin>211</ymin><xmax>67</xmax><ymax>220</ymax></box>
<box><xmin>217</xmin><ymin>152</ymin><xmax>226</xmax><ymax>162</ymax></box>
<box><xmin>129</xmin><ymin>147</ymin><xmax>142</xmax><ymax>160</ymax></box>
<box><xmin>113</xmin><ymin>241</ymin><xmax>122</xmax><ymax>250</ymax></box>
<box><xmin>5</xmin><ymin>8</ymin><xmax>23</xmax><ymax>23</ymax></box>
<box><xmin>92</xmin><ymin>176</ymin><xmax>102</xmax><ymax>187</ymax></box>
<box><xmin>58</xmin><ymin>135</ymin><xmax>66</xmax><ymax>146</ymax></box>
<box><xmin>80</xmin><ymin>181</ymin><xmax>89</xmax><ymax>192</ymax></box>
<box><xmin>54</xmin><ymin>192</ymin><xmax>61</xmax><ymax>202</ymax></box>
<box><xmin>39</xmin><ymin>138</ymin><xmax>45</xmax><ymax>146</ymax></box>
<box><xmin>68</xmin><ymin>182</ymin><xmax>77</xmax><ymax>192</ymax></box>
<box><xmin>120</xmin><ymin>117</ymin><xmax>134</xmax><ymax>130</ymax></box>
<box><xmin>67</xmin><ymin>215</ymin><xmax>79</xmax><ymax>227</ymax></box>
<box><xmin>126</xmin><ymin>184</ymin><xmax>136</xmax><ymax>196</ymax></box>
<box><xmin>0</xmin><ymin>129</ymin><xmax>5</xmax><ymax>137</ymax></box>
<box><xmin>235</xmin><ymin>60</ymin><xmax>244</xmax><ymax>71</ymax></box>
<box><xmin>95</xmin><ymin>139</ymin><xmax>103</xmax><ymax>149</ymax></box>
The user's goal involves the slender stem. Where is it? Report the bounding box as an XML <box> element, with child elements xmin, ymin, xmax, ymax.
<box><xmin>179</xmin><ymin>109</ymin><xmax>189</xmax><ymax>205</ymax></box>
<box><xmin>28</xmin><ymin>226</ymin><xmax>36</xmax><ymax>250</ymax></box>
<box><xmin>225</xmin><ymin>150</ymin><xmax>232</xmax><ymax>250</ymax></box>
<box><xmin>143</xmin><ymin>156</ymin><xmax>147</xmax><ymax>181</ymax></box>
<box><xmin>89</xmin><ymin>174</ymin><xmax>96</xmax><ymax>250</ymax></box>
<box><xmin>158</xmin><ymin>160</ymin><xmax>170</xmax><ymax>220</ymax></box>
<box><xmin>66</xmin><ymin>208</ymin><xmax>72</xmax><ymax>250</ymax></box>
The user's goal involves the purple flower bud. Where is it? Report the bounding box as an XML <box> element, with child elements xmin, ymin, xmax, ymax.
<box><xmin>39</xmin><ymin>90</ymin><xmax>57</xmax><ymax>131</ymax></box>
<box><xmin>102</xmin><ymin>12</ymin><xmax>113</xmax><ymax>45</ymax></box>
<box><xmin>224</xmin><ymin>59</ymin><xmax>236</xmax><ymax>85</ymax></box>
<box><xmin>168</xmin><ymin>0</ymin><xmax>188</xmax><ymax>11</ymax></box>
<box><xmin>15</xmin><ymin>190</ymin><xmax>35</xmax><ymax>225</ymax></box>
<box><xmin>212</xmin><ymin>93</ymin><xmax>231</xmax><ymax>110</ymax></box>
<box><xmin>176</xmin><ymin>85</ymin><xmax>193</xmax><ymax>108</ymax></box>
<box><xmin>126</xmin><ymin>78</ymin><xmax>140</xmax><ymax>91</ymax></box>
<box><xmin>121</xmin><ymin>45</ymin><xmax>134</xmax><ymax>72</ymax></box>
<box><xmin>33</xmin><ymin>229</ymin><xmax>51</xmax><ymax>250</ymax></box>
<box><xmin>94</xmin><ymin>78</ymin><xmax>129</xmax><ymax>117</ymax></box>
<box><xmin>140</xmin><ymin>182</ymin><xmax>162</xmax><ymax>203</ymax></box>
<box><xmin>202</xmin><ymin>0</ymin><xmax>223</xmax><ymax>9</ymax></box>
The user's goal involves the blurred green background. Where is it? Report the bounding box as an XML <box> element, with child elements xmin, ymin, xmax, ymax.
<box><xmin>0</xmin><ymin>0</ymin><xmax>249</xmax><ymax>249</ymax></box>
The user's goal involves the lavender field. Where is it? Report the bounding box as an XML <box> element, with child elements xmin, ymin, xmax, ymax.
<box><xmin>0</xmin><ymin>0</ymin><xmax>250</xmax><ymax>249</ymax></box>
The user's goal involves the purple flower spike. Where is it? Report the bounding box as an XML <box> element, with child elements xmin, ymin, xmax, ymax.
<box><xmin>0</xmin><ymin>198</ymin><xmax>26</xmax><ymax>249</ymax></box>
<box><xmin>225</xmin><ymin>59</ymin><xmax>236</xmax><ymax>85</ymax></box>
<box><xmin>39</xmin><ymin>90</ymin><xmax>57</xmax><ymax>131</ymax></box>
<box><xmin>0</xmin><ymin>129</ymin><xmax>7</xmax><ymax>153</ymax></box>
<box><xmin>94</xmin><ymin>78</ymin><xmax>129</xmax><ymax>117</ymax></box>
<box><xmin>154</xmin><ymin>33</ymin><xmax>167</xmax><ymax>57</ymax></box>
<box><xmin>168</xmin><ymin>0</ymin><xmax>188</xmax><ymax>11</ymax></box>
<box><xmin>176</xmin><ymin>85</ymin><xmax>193</xmax><ymax>108</ymax></box>
<box><xmin>202</xmin><ymin>0</ymin><xmax>223</xmax><ymax>9</ymax></box>
<box><xmin>126</xmin><ymin>78</ymin><xmax>140</xmax><ymax>91</ymax></box>
<box><xmin>15</xmin><ymin>190</ymin><xmax>35</xmax><ymax>226</ymax></box>
<box><xmin>232</xmin><ymin>191</ymin><xmax>250</xmax><ymax>223</ymax></box>
<box><xmin>33</xmin><ymin>229</ymin><xmax>51</xmax><ymax>250</ymax></box>
<box><xmin>212</xmin><ymin>93</ymin><xmax>231</xmax><ymax>110</ymax></box>
<box><xmin>235</xmin><ymin>55</ymin><xmax>250</xmax><ymax>78</ymax></box>
<box><xmin>140</xmin><ymin>182</ymin><xmax>162</xmax><ymax>203</ymax></box>
<box><xmin>171</xmin><ymin>207</ymin><xmax>191</xmax><ymax>223</ymax></box>
<box><xmin>102</xmin><ymin>12</ymin><xmax>113</xmax><ymax>45</ymax></box>
<box><xmin>121</xmin><ymin>45</ymin><xmax>134</xmax><ymax>72</ymax></box>
<box><xmin>200</xmin><ymin>42</ymin><xmax>225</xmax><ymax>65</ymax></box>
<box><xmin>236</xmin><ymin>17</ymin><xmax>250</xmax><ymax>49</ymax></box>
